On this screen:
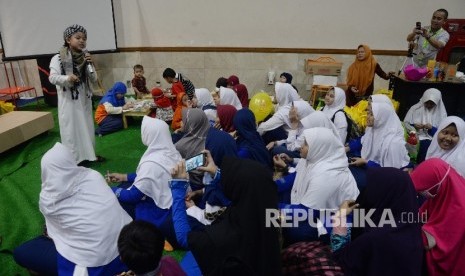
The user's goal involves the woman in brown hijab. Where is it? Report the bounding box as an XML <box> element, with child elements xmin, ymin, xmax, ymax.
<box><xmin>346</xmin><ymin>45</ymin><xmax>394</xmax><ymax>106</ymax></box>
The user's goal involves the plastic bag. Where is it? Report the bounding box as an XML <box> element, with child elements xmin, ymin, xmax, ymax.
<box><xmin>0</xmin><ymin>101</ymin><xmax>15</xmax><ymax>115</ymax></box>
<box><xmin>403</xmin><ymin>64</ymin><xmax>428</xmax><ymax>81</ymax></box>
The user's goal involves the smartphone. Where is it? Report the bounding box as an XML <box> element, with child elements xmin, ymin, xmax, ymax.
<box><xmin>185</xmin><ymin>153</ymin><xmax>206</xmax><ymax>172</ymax></box>
<box><xmin>416</xmin><ymin>22</ymin><xmax>421</xmax><ymax>30</ymax></box>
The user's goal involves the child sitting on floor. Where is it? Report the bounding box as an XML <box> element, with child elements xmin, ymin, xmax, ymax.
<box><xmin>150</xmin><ymin>87</ymin><xmax>174</xmax><ymax>125</ymax></box>
<box><xmin>95</xmin><ymin>82</ymin><xmax>133</xmax><ymax>136</ymax></box>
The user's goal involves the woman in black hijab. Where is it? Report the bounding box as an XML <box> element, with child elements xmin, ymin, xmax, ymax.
<box><xmin>333</xmin><ymin>167</ymin><xmax>423</xmax><ymax>276</ymax></box>
<box><xmin>170</xmin><ymin>153</ymin><xmax>282</xmax><ymax>275</ymax></box>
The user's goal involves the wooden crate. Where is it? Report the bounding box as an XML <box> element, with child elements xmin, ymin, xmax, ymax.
<box><xmin>305</xmin><ymin>56</ymin><xmax>343</xmax><ymax>76</ymax></box>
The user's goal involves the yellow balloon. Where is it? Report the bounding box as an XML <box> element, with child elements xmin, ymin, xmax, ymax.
<box><xmin>249</xmin><ymin>92</ymin><xmax>274</xmax><ymax>122</ymax></box>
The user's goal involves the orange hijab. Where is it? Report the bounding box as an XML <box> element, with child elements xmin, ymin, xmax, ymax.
<box><xmin>171</xmin><ymin>92</ymin><xmax>187</xmax><ymax>130</ymax></box>
<box><xmin>346</xmin><ymin>45</ymin><xmax>377</xmax><ymax>96</ymax></box>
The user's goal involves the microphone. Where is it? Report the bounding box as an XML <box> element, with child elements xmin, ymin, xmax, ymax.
<box><xmin>83</xmin><ymin>49</ymin><xmax>94</xmax><ymax>74</ymax></box>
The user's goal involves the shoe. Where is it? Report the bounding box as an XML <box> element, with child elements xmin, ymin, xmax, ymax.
<box><xmin>77</xmin><ymin>160</ymin><xmax>91</xmax><ymax>167</ymax></box>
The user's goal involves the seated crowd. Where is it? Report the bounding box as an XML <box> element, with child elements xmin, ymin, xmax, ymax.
<box><xmin>13</xmin><ymin>8</ymin><xmax>465</xmax><ymax>275</ymax></box>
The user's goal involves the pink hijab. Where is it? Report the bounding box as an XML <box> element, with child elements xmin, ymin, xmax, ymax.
<box><xmin>410</xmin><ymin>158</ymin><xmax>465</xmax><ymax>276</ymax></box>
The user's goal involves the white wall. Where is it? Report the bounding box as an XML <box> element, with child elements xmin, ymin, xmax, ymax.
<box><xmin>113</xmin><ymin>0</ymin><xmax>464</xmax><ymax>50</ymax></box>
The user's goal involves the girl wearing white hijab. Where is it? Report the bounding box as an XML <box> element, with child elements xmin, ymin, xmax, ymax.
<box><xmin>370</xmin><ymin>94</ymin><xmax>405</xmax><ymax>138</ymax></box>
<box><xmin>370</xmin><ymin>94</ymin><xmax>393</xmax><ymax>106</ymax></box>
<box><xmin>110</xmin><ymin>117</ymin><xmax>181</xmax><ymax>240</ymax></box>
<box><xmin>322</xmin><ymin>87</ymin><xmax>348</xmax><ymax>144</ymax></box>
<box><xmin>426</xmin><ymin>116</ymin><xmax>465</xmax><ymax>176</ymax></box>
<box><xmin>258</xmin><ymin>99</ymin><xmax>313</xmax><ymax>133</ymax></box>
<box><xmin>194</xmin><ymin>88</ymin><xmax>217</xmax><ymax>124</ymax></box>
<box><xmin>404</xmin><ymin>88</ymin><xmax>447</xmax><ymax>163</ymax></box>
<box><xmin>39</xmin><ymin>142</ymin><xmax>132</xmax><ymax>275</ymax></box>
<box><xmin>273</xmin><ymin>127</ymin><xmax>359</xmax><ymax>245</ymax></box>
<box><xmin>275</xmin><ymin>82</ymin><xmax>302</xmax><ymax>109</ymax></box>
<box><xmin>350</xmin><ymin>102</ymin><xmax>410</xmax><ymax>168</ymax></box>
<box><xmin>259</xmin><ymin>99</ymin><xmax>314</xmax><ymax>148</ymax></box>
<box><xmin>290</xmin><ymin>128</ymin><xmax>359</xmax><ymax>209</ymax></box>
<box><xmin>346</xmin><ymin>102</ymin><xmax>409</xmax><ymax>190</ymax></box>
<box><xmin>259</xmin><ymin>82</ymin><xmax>310</xmax><ymax>145</ymax></box>
<box><xmin>219</xmin><ymin>86</ymin><xmax>242</xmax><ymax>110</ymax></box>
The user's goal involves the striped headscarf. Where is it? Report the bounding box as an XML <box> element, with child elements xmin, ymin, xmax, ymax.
<box><xmin>63</xmin><ymin>24</ymin><xmax>87</xmax><ymax>41</ymax></box>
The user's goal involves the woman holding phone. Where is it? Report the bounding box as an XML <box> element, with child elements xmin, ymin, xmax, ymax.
<box><xmin>175</xmin><ymin>108</ymin><xmax>238</xmax><ymax>190</ymax></box>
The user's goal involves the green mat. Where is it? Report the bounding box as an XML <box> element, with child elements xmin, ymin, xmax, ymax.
<box><xmin>0</xmin><ymin>100</ymin><xmax>184</xmax><ymax>275</ymax></box>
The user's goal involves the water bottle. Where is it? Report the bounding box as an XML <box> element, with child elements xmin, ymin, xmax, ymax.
<box><xmin>433</xmin><ymin>64</ymin><xmax>440</xmax><ymax>82</ymax></box>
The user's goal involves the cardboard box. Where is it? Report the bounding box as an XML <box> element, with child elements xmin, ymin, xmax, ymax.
<box><xmin>0</xmin><ymin>111</ymin><xmax>54</xmax><ymax>153</ymax></box>
<box><xmin>305</xmin><ymin>57</ymin><xmax>343</xmax><ymax>76</ymax></box>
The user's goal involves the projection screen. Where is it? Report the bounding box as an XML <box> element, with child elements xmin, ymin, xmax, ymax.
<box><xmin>0</xmin><ymin>0</ymin><xmax>116</xmax><ymax>60</ymax></box>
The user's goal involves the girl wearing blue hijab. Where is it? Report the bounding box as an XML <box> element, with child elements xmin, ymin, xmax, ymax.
<box><xmin>95</xmin><ymin>82</ymin><xmax>132</xmax><ymax>135</ymax></box>
<box><xmin>233</xmin><ymin>108</ymin><xmax>272</xmax><ymax>169</ymax></box>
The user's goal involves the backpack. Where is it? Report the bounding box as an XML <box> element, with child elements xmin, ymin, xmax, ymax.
<box><xmin>331</xmin><ymin>109</ymin><xmax>364</xmax><ymax>143</ymax></box>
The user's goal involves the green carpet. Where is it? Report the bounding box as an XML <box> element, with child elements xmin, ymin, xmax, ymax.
<box><xmin>0</xmin><ymin>99</ymin><xmax>184</xmax><ymax>275</ymax></box>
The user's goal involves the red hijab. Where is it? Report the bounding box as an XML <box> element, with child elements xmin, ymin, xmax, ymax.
<box><xmin>216</xmin><ymin>104</ymin><xmax>237</xmax><ymax>132</ymax></box>
<box><xmin>234</xmin><ymin>84</ymin><xmax>249</xmax><ymax>108</ymax></box>
<box><xmin>227</xmin><ymin>75</ymin><xmax>240</xmax><ymax>87</ymax></box>
<box><xmin>228</xmin><ymin>75</ymin><xmax>249</xmax><ymax>107</ymax></box>
<box><xmin>151</xmin><ymin>88</ymin><xmax>171</xmax><ymax>108</ymax></box>
<box><xmin>411</xmin><ymin>158</ymin><xmax>465</xmax><ymax>276</ymax></box>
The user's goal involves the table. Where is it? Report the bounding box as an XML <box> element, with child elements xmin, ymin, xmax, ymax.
<box><xmin>391</xmin><ymin>76</ymin><xmax>465</xmax><ymax>120</ymax></box>
<box><xmin>122</xmin><ymin>109</ymin><xmax>151</xmax><ymax>129</ymax></box>
<box><xmin>0</xmin><ymin>111</ymin><xmax>54</xmax><ymax>153</ymax></box>
<box><xmin>0</xmin><ymin>87</ymin><xmax>39</xmax><ymax>110</ymax></box>
<box><xmin>1</xmin><ymin>62</ymin><xmax>39</xmax><ymax>110</ymax></box>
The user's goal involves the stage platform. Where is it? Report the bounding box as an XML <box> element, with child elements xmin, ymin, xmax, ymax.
<box><xmin>0</xmin><ymin>111</ymin><xmax>54</xmax><ymax>153</ymax></box>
